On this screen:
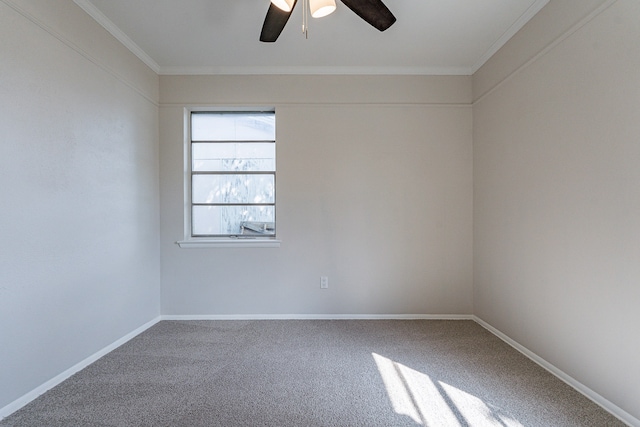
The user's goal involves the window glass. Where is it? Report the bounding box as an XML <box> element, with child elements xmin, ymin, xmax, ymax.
<box><xmin>192</xmin><ymin>142</ymin><xmax>275</xmax><ymax>172</ymax></box>
<box><xmin>192</xmin><ymin>174</ymin><xmax>275</xmax><ymax>205</ymax></box>
<box><xmin>192</xmin><ymin>113</ymin><xmax>275</xmax><ymax>141</ymax></box>
<box><xmin>189</xmin><ymin>111</ymin><xmax>276</xmax><ymax>238</ymax></box>
<box><xmin>192</xmin><ymin>206</ymin><xmax>275</xmax><ymax>236</ymax></box>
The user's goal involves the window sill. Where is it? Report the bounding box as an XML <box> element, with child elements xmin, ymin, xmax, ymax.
<box><xmin>176</xmin><ymin>238</ymin><xmax>281</xmax><ymax>248</ymax></box>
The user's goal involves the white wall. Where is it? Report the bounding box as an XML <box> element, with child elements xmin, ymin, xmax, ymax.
<box><xmin>473</xmin><ymin>0</ymin><xmax>640</xmax><ymax>422</ymax></box>
<box><xmin>159</xmin><ymin>75</ymin><xmax>473</xmax><ymax>316</ymax></box>
<box><xmin>0</xmin><ymin>0</ymin><xmax>160</xmax><ymax>411</ymax></box>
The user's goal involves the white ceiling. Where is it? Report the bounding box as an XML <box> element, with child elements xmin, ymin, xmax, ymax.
<box><xmin>74</xmin><ymin>0</ymin><xmax>549</xmax><ymax>75</ymax></box>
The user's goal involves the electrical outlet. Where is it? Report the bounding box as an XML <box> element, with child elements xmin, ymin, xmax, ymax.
<box><xmin>320</xmin><ymin>276</ymin><xmax>329</xmax><ymax>289</ymax></box>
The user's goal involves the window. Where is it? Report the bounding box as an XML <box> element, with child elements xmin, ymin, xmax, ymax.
<box><xmin>179</xmin><ymin>110</ymin><xmax>278</xmax><ymax>247</ymax></box>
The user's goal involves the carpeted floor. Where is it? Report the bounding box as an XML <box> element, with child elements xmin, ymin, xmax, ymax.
<box><xmin>0</xmin><ymin>320</ymin><xmax>626</xmax><ymax>426</ymax></box>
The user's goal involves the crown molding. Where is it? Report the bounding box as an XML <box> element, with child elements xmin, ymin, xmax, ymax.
<box><xmin>73</xmin><ymin>0</ymin><xmax>548</xmax><ymax>77</ymax></box>
<box><xmin>473</xmin><ymin>0</ymin><xmax>618</xmax><ymax>104</ymax></box>
<box><xmin>73</xmin><ymin>0</ymin><xmax>160</xmax><ymax>74</ymax></box>
<box><xmin>470</xmin><ymin>0</ymin><xmax>550</xmax><ymax>74</ymax></box>
<box><xmin>71</xmin><ymin>0</ymin><xmax>472</xmax><ymax>77</ymax></box>
<box><xmin>2</xmin><ymin>0</ymin><xmax>157</xmax><ymax>104</ymax></box>
<box><xmin>158</xmin><ymin>65</ymin><xmax>473</xmax><ymax>76</ymax></box>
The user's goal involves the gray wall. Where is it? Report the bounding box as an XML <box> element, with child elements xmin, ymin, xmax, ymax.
<box><xmin>0</xmin><ymin>0</ymin><xmax>160</xmax><ymax>410</ymax></box>
<box><xmin>473</xmin><ymin>0</ymin><xmax>640</xmax><ymax>421</ymax></box>
<box><xmin>159</xmin><ymin>75</ymin><xmax>474</xmax><ymax>316</ymax></box>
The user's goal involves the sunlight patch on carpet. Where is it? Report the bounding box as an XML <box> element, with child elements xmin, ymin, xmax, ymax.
<box><xmin>439</xmin><ymin>381</ymin><xmax>524</xmax><ymax>427</ymax></box>
<box><xmin>372</xmin><ymin>353</ymin><xmax>524</xmax><ymax>427</ymax></box>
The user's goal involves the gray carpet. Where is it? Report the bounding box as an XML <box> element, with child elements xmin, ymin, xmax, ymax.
<box><xmin>0</xmin><ymin>320</ymin><xmax>625</xmax><ymax>426</ymax></box>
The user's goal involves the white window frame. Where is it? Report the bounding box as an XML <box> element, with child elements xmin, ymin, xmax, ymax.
<box><xmin>177</xmin><ymin>107</ymin><xmax>281</xmax><ymax>248</ymax></box>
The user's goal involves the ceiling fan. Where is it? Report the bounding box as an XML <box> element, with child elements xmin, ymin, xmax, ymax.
<box><xmin>260</xmin><ymin>0</ymin><xmax>396</xmax><ymax>42</ymax></box>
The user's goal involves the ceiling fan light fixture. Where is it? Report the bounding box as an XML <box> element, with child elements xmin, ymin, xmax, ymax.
<box><xmin>271</xmin><ymin>0</ymin><xmax>295</xmax><ymax>12</ymax></box>
<box><xmin>309</xmin><ymin>0</ymin><xmax>336</xmax><ymax>18</ymax></box>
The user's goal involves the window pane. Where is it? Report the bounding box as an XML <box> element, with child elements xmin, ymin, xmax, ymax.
<box><xmin>192</xmin><ymin>143</ymin><xmax>275</xmax><ymax>172</ymax></box>
<box><xmin>192</xmin><ymin>174</ymin><xmax>274</xmax><ymax>204</ymax></box>
<box><xmin>193</xmin><ymin>205</ymin><xmax>275</xmax><ymax>236</ymax></box>
<box><xmin>192</xmin><ymin>112</ymin><xmax>275</xmax><ymax>141</ymax></box>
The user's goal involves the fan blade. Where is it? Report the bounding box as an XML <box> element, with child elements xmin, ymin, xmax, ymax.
<box><xmin>260</xmin><ymin>1</ymin><xmax>297</xmax><ymax>42</ymax></box>
<box><xmin>339</xmin><ymin>0</ymin><xmax>396</xmax><ymax>32</ymax></box>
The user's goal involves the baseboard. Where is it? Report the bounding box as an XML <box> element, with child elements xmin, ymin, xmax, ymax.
<box><xmin>161</xmin><ymin>314</ymin><xmax>474</xmax><ymax>321</ymax></box>
<box><xmin>473</xmin><ymin>316</ymin><xmax>639</xmax><ymax>427</ymax></box>
<box><xmin>0</xmin><ymin>313</ymin><xmax>470</xmax><ymax>420</ymax></box>
<box><xmin>0</xmin><ymin>316</ymin><xmax>162</xmax><ymax>421</ymax></box>
<box><xmin>18</xmin><ymin>314</ymin><xmax>626</xmax><ymax>425</ymax></box>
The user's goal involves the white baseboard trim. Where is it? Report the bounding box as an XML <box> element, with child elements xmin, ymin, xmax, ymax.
<box><xmin>473</xmin><ymin>316</ymin><xmax>639</xmax><ymax>427</ymax></box>
<box><xmin>0</xmin><ymin>316</ymin><xmax>162</xmax><ymax>421</ymax></box>
<box><xmin>161</xmin><ymin>314</ymin><xmax>474</xmax><ymax>321</ymax></box>
<box><xmin>16</xmin><ymin>315</ymin><xmax>632</xmax><ymax>425</ymax></box>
